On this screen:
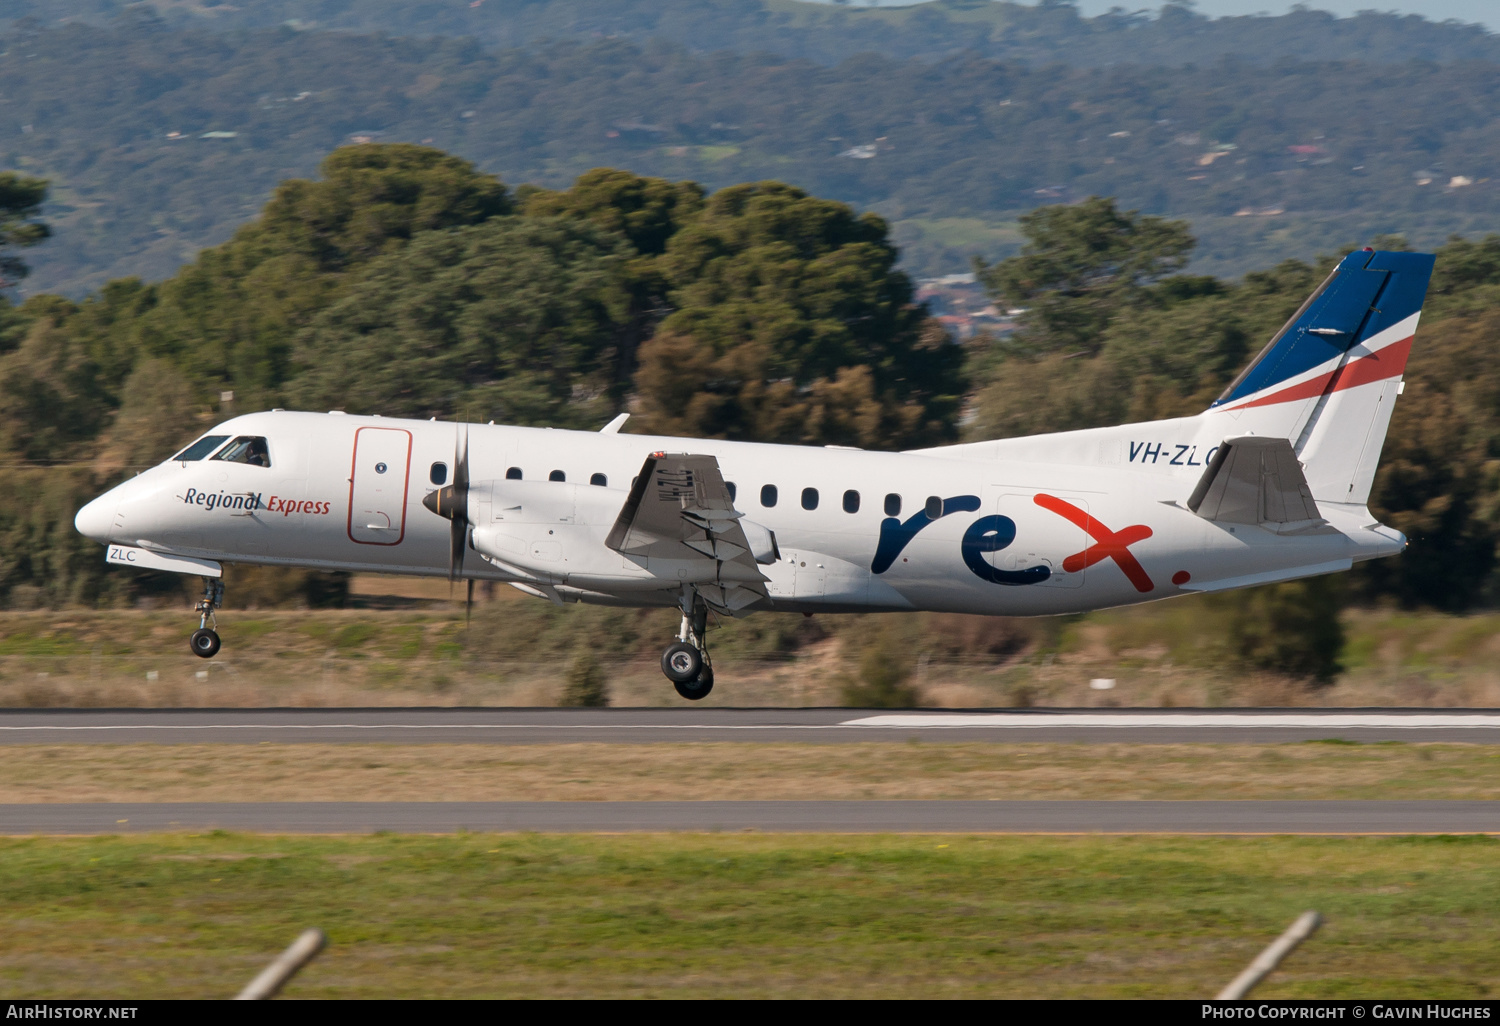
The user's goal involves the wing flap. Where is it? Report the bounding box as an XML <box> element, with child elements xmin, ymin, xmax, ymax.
<box><xmin>605</xmin><ymin>453</ymin><xmax>770</xmax><ymax>610</ymax></box>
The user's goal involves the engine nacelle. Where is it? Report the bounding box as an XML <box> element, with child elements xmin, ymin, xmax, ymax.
<box><xmin>462</xmin><ymin>477</ymin><xmax>779</xmax><ymax>592</ymax></box>
<box><xmin>463</xmin><ymin>479</ymin><xmax>628</xmax><ymax>583</ymax></box>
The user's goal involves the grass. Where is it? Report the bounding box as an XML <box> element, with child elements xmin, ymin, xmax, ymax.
<box><xmin>2</xmin><ymin>832</ymin><xmax>1499</xmax><ymax>997</ymax></box>
<box><xmin>3</xmin><ymin>601</ymin><xmax>1500</xmax><ymax>708</ymax></box>
<box><xmin>4</xmin><ymin>742</ymin><xmax>1500</xmax><ymax>803</ymax></box>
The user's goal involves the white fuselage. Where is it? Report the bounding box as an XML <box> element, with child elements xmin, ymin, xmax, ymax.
<box><xmin>75</xmin><ymin>410</ymin><xmax>1404</xmax><ymax>617</ymax></box>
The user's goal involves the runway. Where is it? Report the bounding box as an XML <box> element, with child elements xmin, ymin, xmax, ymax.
<box><xmin>4</xmin><ymin>800</ymin><xmax>1498</xmax><ymax>834</ymax></box>
<box><xmin>3</xmin><ymin>707</ymin><xmax>1500</xmax><ymax>744</ymax></box>
<box><xmin>8</xmin><ymin>709</ymin><xmax>1497</xmax><ymax>834</ymax></box>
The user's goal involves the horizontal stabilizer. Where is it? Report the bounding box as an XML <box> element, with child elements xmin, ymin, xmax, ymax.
<box><xmin>1187</xmin><ymin>436</ymin><xmax>1321</xmax><ymax>526</ymax></box>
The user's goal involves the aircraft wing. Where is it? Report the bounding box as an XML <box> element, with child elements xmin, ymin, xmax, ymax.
<box><xmin>605</xmin><ymin>453</ymin><xmax>770</xmax><ymax>613</ymax></box>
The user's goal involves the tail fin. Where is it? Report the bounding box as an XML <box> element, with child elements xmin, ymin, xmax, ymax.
<box><xmin>1207</xmin><ymin>248</ymin><xmax>1434</xmax><ymax>506</ymax></box>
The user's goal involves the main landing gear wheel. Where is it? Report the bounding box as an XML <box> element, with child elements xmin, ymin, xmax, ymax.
<box><xmin>663</xmin><ymin>589</ymin><xmax>714</xmax><ymax>700</ymax></box>
<box><xmin>190</xmin><ymin>628</ymin><xmax>221</xmax><ymax>659</ymax></box>
<box><xmin>673</xmin><ymin>664</ymin><xmax>714</xmax><ymax>701</ymax></box>
<box><xmin>662</xmin><ymin>642</ymin><xmax>703</xmax><ymax>683</ymax></box>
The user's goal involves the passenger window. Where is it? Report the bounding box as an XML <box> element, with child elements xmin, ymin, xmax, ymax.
<box><xmin>506</xmin><ymin>467</ymin><xmax>522</xmax><ymax>480</ymax></box>
<box><xmin>590</xmin><ymin>473</ymin><xmax>607</xmax><ymax>487</ymax></box>
<box><xmin>726</xmin><ymin>481</ymin><xmax>737</xmax><ymax>502</ymax></box>
<box><xmin>802</xmin><ymin>487</ymin><xmax>819</xmax><ymax>511</ymax></box>
<box><xmin>761</xmin><ymin>484</ymin><xmax>778</xmax><ymax>508</ymax></box>
<box><xmin>172</xmin><ymin>434</ymin><xmax>229</xmax><ymax>462</ymax></box>
<box><xmin>430</xmin><ymin>462</ymin><xmax>448</xmax><ymax>485</ymax></box>
<box><xmin>884</xmin><ymin>493</ymin><xmax>901</xmax><ymax>517</ymax></box>
<box><xmin>843</xmin><ymin>489</ymin><xmax>860</xmax><ymax>514</ymax></box>
<box><xmin>925</xmin><ymin>495</ymin><xmax>943</xmax><ymax>519</ymax></box>
<box><xmin>211</xmin><ymin>436</ymin><xmax>271</xmax><ymax>468</ymax></box>
<box><xmin>549</xmin><ymin>470</ymin><xmax>566</xmax><ymax>482</ymax></box>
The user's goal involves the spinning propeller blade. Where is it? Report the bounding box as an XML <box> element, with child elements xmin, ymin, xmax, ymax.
<box><xmin>450</xmin><ymin>425</ymin><xmax>469</xmax><ymax>582</ymax></box>
<box><xmin>420</xmin><ymin>423</ymin><xmax>471</xmax><ymax>583</ymax></box>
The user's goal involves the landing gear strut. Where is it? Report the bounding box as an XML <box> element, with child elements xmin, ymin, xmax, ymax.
<box><xmin>190</xmin><ymin>578</ymin><xmax>224</xmax><ymax>659</ymax></box>
<box><xmin>661</xmin><ymin>591</ymin><xmax>713</xmax><ymax>700</ymax></box>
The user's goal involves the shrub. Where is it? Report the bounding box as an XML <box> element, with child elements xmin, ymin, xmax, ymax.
<box><xmin>840</xmin><ymin>627</ymin><xmax>923</xmax><ymax>708</ymax></box>
<box><xmin>1219</xmin><ymin>576</ymin><xmax>1346</xmax><ymax>685</ymax></box>
<box><xmin>560</xmin><ymin>650</ymin><xmax>610</xmax><ymax>707</ymax></box>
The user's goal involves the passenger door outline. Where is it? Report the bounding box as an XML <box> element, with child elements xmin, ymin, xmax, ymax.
<box><xmin>348</xmin><ymin>427</ymin><xmax>413</xmax><ymax>546</ymax></box>
<box><xmin>998</xmin><ymin>491</ymin><xmax>1087</xmax><ymax>588</ymax></box>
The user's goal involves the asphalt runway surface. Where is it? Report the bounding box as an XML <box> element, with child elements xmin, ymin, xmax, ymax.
<box><xmin>5</xmin><ymin>800</ymin><xmax>1499</xmax><ymax>834</ymax></box>
<box><xmin>7</xmin><ymin>709</ymin><xmax>1500</xmax><ymax>834</ymax></box>
<box><xmin>4</xmin><ymin>707</ymin><xmax>1500</xmax><ymax>744</ymax></box>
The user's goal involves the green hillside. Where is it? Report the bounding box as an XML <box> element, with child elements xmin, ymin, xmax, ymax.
<box><xmin>4</xmin><ymin>21</ymin><xmax>1500</xmax><ymax>294</ymax></box>
<box><xmin>7</xmin><ymin>0</ymin><xmax>1497</xmax><ymax>67</ymax></box>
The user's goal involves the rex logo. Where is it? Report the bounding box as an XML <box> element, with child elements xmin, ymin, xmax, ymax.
<box><xmin>1033</xmin><ymin>493</ymin><xmax>1155</xmax><ymax>593</ymax></box>
<box><xmin>870</xmin><ymin>493</ymin><xmax>1155</xmax><ymax>592</ymax></box>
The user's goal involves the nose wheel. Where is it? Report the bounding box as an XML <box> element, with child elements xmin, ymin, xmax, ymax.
<box><xmin>190</xmin><ymin>578</ymin><xmax>224</xmax><ymax>659</ymax></box>
<box><xmin>190</xmin><ymin>628</ymin><xmax>220</xmax><ymax>658</ymax></box>
<box><xmin>660</xmin><ymin>592</ymin><xmax>713</xmax><ymax>700</ymax></box>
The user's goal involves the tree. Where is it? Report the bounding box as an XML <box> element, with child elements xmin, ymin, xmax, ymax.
<box><xmin>634</xmin><ymin>181</ymin><xmax>963</xmax><ymax>448</ymax></box>
<box><xmin>0</xmin><ymin>172</ymin><xmax>49</xmax><ymax>287</ymax></box>
<box><xmin>974</xmin><ymin>197</ymin><xmax>1195</xmax><ymax>357</ymax></box>
<box><xmin>1356</xmin><ymin>306</ymin><xmax>1500</xmax><ymax>610</ymax></box>
<box><xmin>288</xmin><ymin>216</ymin><xmax>634</xmax><ymax>424</ymax></box>
<box><xmin>0</xmin><ymin>467</ymin><xmax>118</xmax><ymax>608</ymax></box>
<box><xmin>523</xmin><ymin>168</ymin><xmax>702</xmax><ymax>259</ymax></box>
<box><xmin>99</xmin><ymin>357</ymin><xmax>203</xmax><ymax>472</ymax></box>
<box><xmin>0</xmin><ymin>314</ymin><xmax>105</xmax><ymax>463</ymax></box>
<box><xmin>523</xmin><ymin>169</ymin><xmax>704</xmax><ymax>394</ymax></box>
<box><xmin>255</xmin><ymin>144</ymin><xmax>512</xmax><ymax>273</ymax></box>
<box><xmin>115</xmin><ymin>145</ymin><xmax>513</xmax><ymax>406</ymax></box>
<box><xmin>966</xmin><ymin>247</ymin><xmax>1322</xmax><ymax>441</ymax></box>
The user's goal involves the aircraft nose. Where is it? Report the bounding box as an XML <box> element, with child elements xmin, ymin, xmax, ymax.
<box><xmin>74</xmin><ymin>495</ymin><xmax>117</xmax><ymax>544</ymax></box>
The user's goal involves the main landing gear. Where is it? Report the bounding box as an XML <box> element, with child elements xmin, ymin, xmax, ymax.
<box><xmin>661</xmin><ymin>592</ymin><xmax>713</xmax><ymax>700</ymax></box>
<box><xmin>190</xmin><ymin>578</ymin><xmax>224</xmax><ymax>659</ymax></box>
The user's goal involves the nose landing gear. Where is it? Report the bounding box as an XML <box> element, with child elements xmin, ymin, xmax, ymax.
<box><xmin>190</xmin><ymin>578</ymin><xmax>224</xmax><ymax>658</ymax></box>
<box><xmin>661</xmin><ymin>591</ymin><xmax>713</xmax><ymax>700</ymax></box>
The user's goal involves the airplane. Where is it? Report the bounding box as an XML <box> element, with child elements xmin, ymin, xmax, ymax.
<box><xmin>74</xmin><ymin>247</ymin><xmax>1432</xmax><ymax>700</ymax></box>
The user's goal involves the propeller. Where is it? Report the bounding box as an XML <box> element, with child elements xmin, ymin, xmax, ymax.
<box><xmin>421</xmin><ymin>424</ymin><xmax>470</xmax><ymax>583</ymax></box>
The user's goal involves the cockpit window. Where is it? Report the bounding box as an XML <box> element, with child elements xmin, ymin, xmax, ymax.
<box><xmin>210</xmin><ymin>436</ymin><xmax>271</xmax><ymax>468</ymax></box>
<box><xmin>172</xmin><ymin>435</ymin><xmax>229</xmax><ymax>462</ymax></box>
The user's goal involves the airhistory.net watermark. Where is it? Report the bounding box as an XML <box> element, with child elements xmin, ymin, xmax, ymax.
<box><xmin>5</xmin><ymin>1007</ymin><xmax>137</xmax><ymax>1020</ymax></box>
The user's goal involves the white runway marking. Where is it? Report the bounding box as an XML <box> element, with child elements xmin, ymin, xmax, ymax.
<box><xmin>844</xmin><ymin>714</ymin><xmax>1500</xmax><ymax>729</ymax></box>
<box><xmin>0</xmin><ymin>723</ymin><xmax>818</xmax><ymax>732</ymax></box>
<box><xmin>1</xmin><ymin>713</ymin><xmax>1499</xmax><ymax>733</ymax></box>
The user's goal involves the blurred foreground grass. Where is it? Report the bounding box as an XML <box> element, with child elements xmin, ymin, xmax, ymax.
<box><xmin>0</xmin><ymin>597</ymin><xmax>1498</xmax><ymax>707</ymax></box>
<box><xmin>2</xmin><ymin>833</ymin><xmax>1497</xmax><ymax>998</ymax></box>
